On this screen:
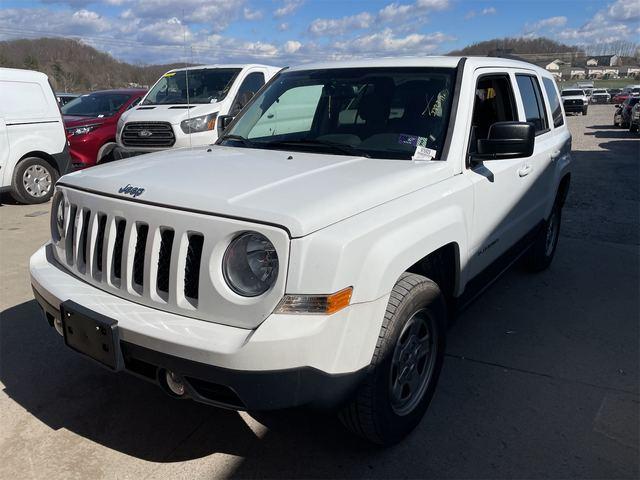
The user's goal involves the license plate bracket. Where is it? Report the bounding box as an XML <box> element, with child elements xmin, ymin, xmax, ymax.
<box><xmin>61</xmin><ymin>300</ymin><xmax>122</xmax><ymax>371</ymax></box>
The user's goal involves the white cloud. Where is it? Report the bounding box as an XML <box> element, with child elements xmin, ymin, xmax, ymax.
<box><xmin>607</xmin><ymin>0</ymin><xmax>640</xmax><ymax>21</ymax></box>
<box><xmin>274</xmin><ymin>0</ymin><xmax>304</xmax><ymax>18</ymax></box>
<box><xmin>309</xmin><ymin>12</ymin><xmax>374</xmax><ymax>36</ymax></box>
<box><xmin>332</xmin><ymin>28</ymin><xmax>453</xmax><ymax>56</ymax></box>
<box><xmin>465</xmin><ymin>6</ymin><xmax>495</xmax><ymax>20</ymax></box>
<box><xmin>481</xmin><ymin>7</ymin><xmax>496</xmax><ymax>15</ymax></box>
<box><xmin>310</xmin><ymin>0</ymin><xmax>450</xmax><ymax>38</ymax></box>
<box><xmin>243</xmin><ymin>7</ymin><xmax>263</xmax><ymax>21</ymax></box>
<box><xmin>277</xmin><ymin>23</ymin><xmax>289</xmax><ymax>31</ymax></box>
<box><xmin>528</xmin><ymin>0</ymin><xmax>638</xmax><ymax>45</ymax></box>
<box><xmin>283</xmin><ymin>40</ymin><xmax>302</xmax><ymax>54</ymax></box>
<box><xmin>528</xmin><ymin>16</ymin><xmax>567</xmax><ymax>30</ymax></box>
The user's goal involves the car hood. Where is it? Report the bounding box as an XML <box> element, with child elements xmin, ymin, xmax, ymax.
<box><xmin>59</xmin><ymin>145</ymin><xmax>451</xmax><ymax>238</ymax></box>
<box><xmin>64</xmin><ymin>115</ymin><xmax>110</xmax><ymax>127</ymax></box>
<box><xmin>562</xmin><ymin>95</ymin><xmax>585</xmax><ymax>101</ymax></box>
<box><xmin>123</xmin><ymin>103</ymin><xmax>222</xmax><ymax>125</ymax></box>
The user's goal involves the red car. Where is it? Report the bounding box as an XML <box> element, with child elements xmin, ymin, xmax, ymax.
<box><xmin>612</xmin><ymin>92</ymin><xmax>632</xmax><ymax>105</ymax></box>
<box><xmin>62</xmin><ymin>89</ymin><xmax>146</xmax><ymax>168</ymax></box>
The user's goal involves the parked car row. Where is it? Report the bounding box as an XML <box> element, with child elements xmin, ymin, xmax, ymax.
<box><xmin>613</xmin><ymin>96</ymin><xmax>640</xmax><ymax>130</ymax></box>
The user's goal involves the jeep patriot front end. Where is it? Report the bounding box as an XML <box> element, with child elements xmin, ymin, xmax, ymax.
<box><xmin>31</xmin><ymin>57</ymin><xmax>571</xmax><ymax>445</ymax></box>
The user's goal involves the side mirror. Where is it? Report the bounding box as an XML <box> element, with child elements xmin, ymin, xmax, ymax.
<box><xmin>217</xmin><ymin>114</ymin><xmax>235</xmax><ymax>136</ymax></box>
<box><xmin>471</xmin><ymin>121</ymin><xmax>535</xmax><ymax>161</ymax></box>
<box><xmin>614</xmin><ymin>104</ymin><xmax>620</xmax><ymax>108</ymax></box>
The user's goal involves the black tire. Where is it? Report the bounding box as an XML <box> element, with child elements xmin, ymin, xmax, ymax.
<box><xmin>630</xmin><ymin>123</ymin><xmax>638</xmax><ymax>133</ymax></box>
<box><xmin>582</xmin><ymin>108</ymin><xmax>588</xmax><ymax>115</ymax></box>
<box><xmin>10</xmin><ymin>156</ymin><xmax>58</xmax><ymax>204</ymax></box>
<box><xmin>339</xmin><ymin>273</ymin><xmax>446</xmax><ymax>445</ymax></box>
<box><xmin>525</xmin><ymin>203</ymin><xmax>562</xmax><ymax>272</ymax></box>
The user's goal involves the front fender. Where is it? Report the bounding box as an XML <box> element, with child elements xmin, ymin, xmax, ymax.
<box><xmin>286</xmin><ymin>174</ymin><xmax>473</xmax><ymax>303</ymax></box>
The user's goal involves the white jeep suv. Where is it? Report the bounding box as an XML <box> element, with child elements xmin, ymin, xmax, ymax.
<box><xmin>30</xmin><ymin>57</ymin><xmax>571</xmax><ymax>445</ymax></box>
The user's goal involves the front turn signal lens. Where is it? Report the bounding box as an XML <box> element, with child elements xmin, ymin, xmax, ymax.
<box><xmin>275</xmin><ymin>287</ymin><xmax>353</xmax><ymax>315</ymax></box>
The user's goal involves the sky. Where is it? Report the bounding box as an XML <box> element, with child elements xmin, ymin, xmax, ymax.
<box><xmin>0</xmin><ymin>0</ymin><xmax>638</xmax><ymax>65</ymax></box>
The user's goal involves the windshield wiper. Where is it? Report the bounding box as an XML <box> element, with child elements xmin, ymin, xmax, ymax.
<box><xmin>258</xmin><ymin>139</ymin><xmax>371</xmax><ymax>158</ymax></box>
<box><xmin>218</xmin><ymin>134</ymin><xmax>255</xmax><ymax>148</ymax></box>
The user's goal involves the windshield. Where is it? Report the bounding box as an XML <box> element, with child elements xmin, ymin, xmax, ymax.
<box><xmin>220</xmin><ymin>67</ymin><xmax>456</xmax><ymax>160</ymax></box>
<box><xmin>143</xmin><ymin>68</ymin><xmax>241</xmax><ymax>105</ymax></box>
<box><xmin>562</xmin><ymin>90</ymin><xmax>584</xmax><ymax>96</ymax></box>
<box><xmin>61</xmin><ymin>92</ymin><xmax>130</xmax><ymax>117</ymax></box>
<box><xmin>592</xmin><ymin>90</ymin><xmax>607</xmax><ymax>94</ymax></box>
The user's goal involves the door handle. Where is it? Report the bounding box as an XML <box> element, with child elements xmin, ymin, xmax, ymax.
<box><xmin>518</xmin><ymin>164</ymin><xmax>533</xmax><ymax>177</ymax></box>
<box><xmin>550</xmin><ymin>150</ymin><xmax>561</xmax><ymax>161</ymax></box>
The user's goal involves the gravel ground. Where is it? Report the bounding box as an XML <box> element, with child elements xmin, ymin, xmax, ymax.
<box><xmin>0</xmin><ymin>104</ymin><xmax>638</xmax><ymax>479</ymax></box>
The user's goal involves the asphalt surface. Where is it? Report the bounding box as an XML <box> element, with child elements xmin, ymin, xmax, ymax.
<box><xmin>0</xmin><ymin>104</ymin><xmax>638</xmax><ymax>479</ymax></box>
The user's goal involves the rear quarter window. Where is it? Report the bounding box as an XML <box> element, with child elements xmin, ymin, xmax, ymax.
<box><xmin>542</xmin><ymin>77</ymin><xmax>564</xmax><ymax>128</ymax></box>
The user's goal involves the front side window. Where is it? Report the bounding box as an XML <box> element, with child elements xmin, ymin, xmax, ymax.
<box><xmin>542</xmin><ymin>77</ymin><xmax>564</xmax><ymax>128</ymax></box>
<box><xmin>470</xmin><ymin>74</ymin><xmax>517</xmax><ymax>147</ymax></box>
<box><xmin>143</xmin><ymin>68</ymin><xmax>241</xmax><ymax>105</ymax></box>
<box><xmin>220</xmin><ymin>67</ymin><xmax>456</xmax><ymax>160</ymax></box>
<box><xmin>516</xmin><ymin>75</ymin><xmax>549</xmax><ymax>134</ymax></box>
<box><xmin>231</xmin><ymin>72</ymin><xmax>266</xmax><ymax>114</ymax></box>
<box><xmin>61</xmin><ymin>93</ymin><xmax>130</xmax><ymax>117</ymax></box>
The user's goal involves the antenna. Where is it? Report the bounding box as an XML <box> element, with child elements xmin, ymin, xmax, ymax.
<box><xmin>183</xmin><ymin>9</ymin><xmax>192</xmax><ymax>148</ymax></box>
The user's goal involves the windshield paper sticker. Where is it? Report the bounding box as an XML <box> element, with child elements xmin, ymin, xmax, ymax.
<box><xmin>412</xmin><ymin>146</ymin><xmax>437</xmax><ymax>161</ymax></box>
<box><xmin>163</xmin><ymin>72</ymin><xmax>176</xmax><ymax>78</ymax></box>
<box><xmin>398</xmin><ymin>134</ymin><xmax>429</xmax><ymax>147</ymax></box>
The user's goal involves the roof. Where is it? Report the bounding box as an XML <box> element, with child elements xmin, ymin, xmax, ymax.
<box><xmin>81</xmin><ymin>88</ymin><xmax>147</xmax><ymax>94</ymax></box>
<box><xmin>167</xmin><ymin>64</ymin><xmax>279</xmax><ymax>72</ymax></box>
<box><xmin>287</xmin><ymin>56</ymin><xmax>547</xmax><ymax>73</ymax></box>
<box><xmin>0</xmin><ymin>67</ymin><xmax>48</xmax><ymax>82</ymax></box>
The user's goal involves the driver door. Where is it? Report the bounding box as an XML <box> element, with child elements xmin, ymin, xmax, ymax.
<box><xmin>465</xmin><ymin>69</ymin><xmax>532</xmax><ymax>279</ymax></box>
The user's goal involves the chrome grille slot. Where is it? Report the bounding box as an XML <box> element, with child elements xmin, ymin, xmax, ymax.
<box><xmin>184</xmin><ymin>233</ymin><xmax>204</xmax><ymax>302</ymax></box>
<box><xmin>122</xmin><ymin>122</ymin><xmax>175</xmax><ymax>148</ymax></box>
<box><xmin>157</xmin><ymin>228</ymin><xmax>174</xmax><ymax>295</ymax></box>
<box><xmin>111</xmin><ymin>218</ymin><xmax>126</xmax><ymax>283</ymax></box>
<box><xmin>94</xmin><ymin>214</ymin><xmax>107</xmax><ymax>276</ymax></box>
<box><xmin>133</xmin><ymin>223</ymin><xmax>148</xmax><ymax>289</ymax></box>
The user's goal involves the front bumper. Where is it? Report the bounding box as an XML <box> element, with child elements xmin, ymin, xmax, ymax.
<box><xmin>30</xmin><ymin>244</ymin><xmax>386</xmax><ymax>410</ymax></box>
<box><xmin>563</xmin><ymin>103</ymin><xmax>586</xmax><ymax>113</ymax></box>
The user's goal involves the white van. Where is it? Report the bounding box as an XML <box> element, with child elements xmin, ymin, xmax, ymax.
<box><xmin>115</xmin><ymin>64</ymin><xmax>280</xmax><ymax>156</ymax></box>
<box><xmin>0</xmin><ymin>68</ymin><xmax>70</xmax><ymax>203</ymax></box>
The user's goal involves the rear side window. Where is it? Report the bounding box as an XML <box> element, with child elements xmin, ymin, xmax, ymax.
<box><xmin>516</xmin><ymin>75</ymin><xmax>549</xmax><ymax>134</ymax></box>
<box><xmin>542</xmin><ymin>77</ymin><xmax>564</xmax><ymax>128</ymax></box>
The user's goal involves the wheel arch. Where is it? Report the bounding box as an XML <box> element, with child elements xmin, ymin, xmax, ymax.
<box><xmin>17</xmin><ymin>151</ymin><xmax>61</xmax><ymax>174</ymax></box>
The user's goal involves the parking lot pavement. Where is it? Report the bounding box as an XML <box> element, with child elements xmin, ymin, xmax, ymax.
<box><xmin>0</xmin><ymin>104</ymin><xmax>638</xmax><ymax>479</ymax></box>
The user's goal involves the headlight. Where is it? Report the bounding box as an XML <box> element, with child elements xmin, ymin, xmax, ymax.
<box><xmin>180</xmin><ymin>113</ymin><xmax>218</xmax><ymax>134</ymax></box>
<box><xmin>66</xmin><ymin>124</ymin><xmax>98</xmax><ymax>136</ymax></box>
<box><xmin>51</xmin><ymin>190</ymin><xmax>65</xmax><ymax>241</ymax></box>
<box><xmin>223</xmin><ymin>232</ymin><xmax>278</xmax><ymax>297</ymax></box>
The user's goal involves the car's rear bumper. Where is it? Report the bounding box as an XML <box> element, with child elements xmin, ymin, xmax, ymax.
<box><xmin>30</xmin><ymin>243</ymin><xmax>386</xmax><ymax>410</ymax></box>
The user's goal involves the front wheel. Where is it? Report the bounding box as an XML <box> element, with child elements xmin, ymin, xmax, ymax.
<box><xmin>10</xmin><ymin>157</ymin><xmax>58</xmax><ymax>204</ymax></box>
<box><xmin>630</xmin><ymin>123</ymin><xmax>639</xmax><ymax>133</ymax></box>
<box><xmin>339</xmin><ymin>273</ymin><xmax>446</xmax><ymax>445</ymax></box>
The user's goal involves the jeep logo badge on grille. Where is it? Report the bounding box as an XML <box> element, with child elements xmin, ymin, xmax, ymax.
<box><xmin>138</xmin><ymin>130</ymin><xmax>153</xmax><ymax>137</ymax></box>
<box><xmin>118</xmin><ymin>184</ymin><xmax>145</xmax><ymax>198</ymax></box>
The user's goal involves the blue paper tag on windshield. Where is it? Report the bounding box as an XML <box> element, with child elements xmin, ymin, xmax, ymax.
<box><xmin>398</xmin><ymin>134</ymin><xmax>418</xmax><ymax>146</ymax></box>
